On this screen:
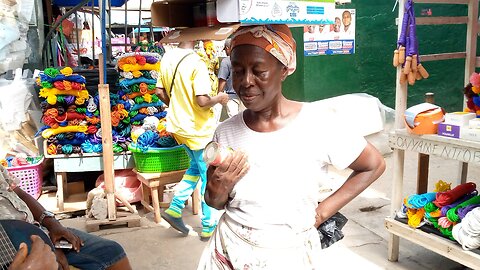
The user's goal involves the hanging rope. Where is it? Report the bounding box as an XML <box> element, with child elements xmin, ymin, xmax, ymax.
<box><xmin>407</xmin><ymin>192</ymin><xmax>436</xmax><ymax>209</ymax></box>
<box><xmin>446</xmin><ymin>196</ymin><xmax>480</xmax><ymax>223</ymax></box>
<box><xmin>136</xmin><ymin>130</ymin><xmax>160</xmax><ymax>152</ymax></box>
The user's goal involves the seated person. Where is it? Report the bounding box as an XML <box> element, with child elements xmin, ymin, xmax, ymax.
<box><xmin>0</xmin><ymin>164</ymin><xmax>132</xmax><ymax>270</ymax></box>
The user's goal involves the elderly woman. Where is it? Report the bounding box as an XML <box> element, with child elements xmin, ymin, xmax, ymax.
<box><xmin>197</xmin><ymin>25</ymin><xmax>385</xmax><ymax>269</ymax></box>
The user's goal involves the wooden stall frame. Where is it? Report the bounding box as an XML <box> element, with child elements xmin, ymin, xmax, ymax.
<box><xmin>84</xmin><ymin>53</ymin><xmax>140</xmax><ymax>230</ymax></box>
<box><xmin>387</xmin><ymin>0</ymin><xmax>480</xmax><ymax>267</ymax></box>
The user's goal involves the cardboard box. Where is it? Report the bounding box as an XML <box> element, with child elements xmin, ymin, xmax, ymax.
<box><xmin>151</xmin><ymin>1</ymin><xmax>195</xmax><ymax>28</ymax></box>
<box><xmin>151</xmin><ymin>1</ymin><xmax>218</xmax><ymax>28</ymax></box>
<box><xmin>437</xmin><ymin>123</ymin><xmax>461</xmax><ymax>139</ymax></box>
<box><xmin>159</xmin><ymin>23</ymin><xmax>240</xmax><ymax>43</ymax></box>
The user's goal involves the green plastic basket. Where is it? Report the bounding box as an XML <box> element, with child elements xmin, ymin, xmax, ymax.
<box><xmin>128</xmin><ymin>143</ymin><xmax>190</xmax><ymax>173</ymax></box>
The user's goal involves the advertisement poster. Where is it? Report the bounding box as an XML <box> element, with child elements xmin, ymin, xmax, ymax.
<box><xmin>238</xmin><ymin>0</ymin><xmax>336</xmax><ymax>25</ymax></box>
<box><xmin>303</xmin><ymin>8</ymin><xmax>355</xmax><ymax>56</ymax></box>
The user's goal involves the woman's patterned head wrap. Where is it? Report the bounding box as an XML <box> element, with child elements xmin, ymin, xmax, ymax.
<box><xmin>231</xmin><ymin>24</ymin><xmax>297</xmax><ymax>75</ymax></box>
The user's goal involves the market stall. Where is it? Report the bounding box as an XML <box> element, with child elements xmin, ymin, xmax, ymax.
<box><xmin>386</xmin><ymin>0</ymin><xmax>480</xmax><ymax>268</ymax></box>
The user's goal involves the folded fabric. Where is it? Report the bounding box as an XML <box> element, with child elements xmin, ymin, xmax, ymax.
<box><xmin>434</xmin><ymin>182</ymin><xmax>477</xmax><ymax>207</ymax></box>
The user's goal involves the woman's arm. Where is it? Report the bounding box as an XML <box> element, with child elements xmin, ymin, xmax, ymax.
<box><xmin>314</xmin><ymin>142</ymin><xmax>386</xmax><ymax>227</ymax></box>
<box><xmin>205</xmin><ymin>151</ymin><xmax>249</xmax><ymax>209</ymax></box>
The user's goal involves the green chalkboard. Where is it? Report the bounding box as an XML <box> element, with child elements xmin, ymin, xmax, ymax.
<box><xmin>282</xmin><ymin>1</ymin><xmax>476</xmax><ymax>113</ymax></box>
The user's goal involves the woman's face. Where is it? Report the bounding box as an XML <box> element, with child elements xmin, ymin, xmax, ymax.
<box><xmin>231</xmin><ymin>45</ymin><xmax>288</xmax><ymax>112</ymax></box>
<box><xmin>334</xmin><ymin>18</ymin><xmax>341</xmax><ymax>32</ymax></box>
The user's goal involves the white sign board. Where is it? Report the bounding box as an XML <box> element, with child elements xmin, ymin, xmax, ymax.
<box><xmin>217</xmin><ymin>0</ymin><xmax>336</xmax><ymax>24</ymax></box>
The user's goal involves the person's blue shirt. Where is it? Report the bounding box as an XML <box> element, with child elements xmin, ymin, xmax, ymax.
<box><xmin>218</xmin><ymin>56</ymin><xmax>236</xmax><ymax>95</ymax></box>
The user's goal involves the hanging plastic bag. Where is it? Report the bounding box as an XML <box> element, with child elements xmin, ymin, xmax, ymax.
<box><xmin>317</xmin><ymin>212</ymin><xmax>348</xmax><ymax>249</ymax></box>
<box><xmin>0</xmin><ymin>68</ymin><xmax>32</xmax><ymax>131</ymax></box>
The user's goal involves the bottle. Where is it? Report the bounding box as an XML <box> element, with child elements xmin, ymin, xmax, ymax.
<box><xmin>203</xmin><ymin>141</ymin><xmax>233</xmax><ymax>166</ymax></box>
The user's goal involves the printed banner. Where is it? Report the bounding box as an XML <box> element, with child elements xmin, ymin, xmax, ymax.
<box><xmin>239</xmin><ymin>0</ymin><xmax>336</xmax><ymax>24</ymax></box>
<box><xmin>303</xmin><ymin>8</ymin><xmax>355</xmax><ymax>56</ymax></box>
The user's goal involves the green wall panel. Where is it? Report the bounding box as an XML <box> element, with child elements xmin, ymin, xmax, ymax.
<box><xmin>282</xmin><ymin>1</ymin><xmax>477</xmax><ymax>112</ymax></box>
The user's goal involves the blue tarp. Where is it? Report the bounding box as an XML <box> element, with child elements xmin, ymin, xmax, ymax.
<box><xmin>53</xmin><ymin>0</ymin><xmax>127</xmax><ymax>7</ymax></box>
<box><xmin>132</xmin><ymin>27</ymin><xmax>170</xmax><ymax>33</ymax></box>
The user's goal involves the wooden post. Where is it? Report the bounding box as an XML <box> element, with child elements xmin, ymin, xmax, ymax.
<box><xmin>416</xmin><ymin>92</ymin><xmax>434</xmax><ymax>194</ymax></box>
<box><xmin>388</xmin><ymin>0</ymin><xmax>406</xmax><ymax>262</ymax></box>
<box><xmin>98</xmin><ymin>53</ymin><xmax>116</xmax><ymax>220</ymax></box>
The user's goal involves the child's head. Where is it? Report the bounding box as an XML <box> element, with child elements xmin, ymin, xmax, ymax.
<box><xmin>203</xmin><ymin>40</ymin><xmax>215</xmax><ymax>56</ymax></box>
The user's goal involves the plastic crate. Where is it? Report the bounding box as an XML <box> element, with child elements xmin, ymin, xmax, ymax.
<box><xmin>6</xmin><ymin>158</ymin><xmax>44</xmax><ymax>199</ymax></box>
<box><xmin>128</xmin><ymin>143</ymin><xmax>190</xmax><ymax>173</ymax></box>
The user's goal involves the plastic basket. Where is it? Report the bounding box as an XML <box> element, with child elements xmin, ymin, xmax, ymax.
<box><xmin>6</xmin><ymin>158</ymin><xmax>44</xmax><ymax>199</ymax></box>
<box><xmin>128</xmin><ymin>144</ymin><xmax>190</xmax><ymax>173</ymax></box>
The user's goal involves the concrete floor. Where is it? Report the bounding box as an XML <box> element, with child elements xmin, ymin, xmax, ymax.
<box><xmin>56</xmin><ymin>149</ymin><xmax>480</xmax><ymax>270</ymax></box>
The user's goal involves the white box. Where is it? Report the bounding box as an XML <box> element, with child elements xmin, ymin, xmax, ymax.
<box><xmin>460</xmin><ymin>127</ymin><xmax>480</xmax><ymax>142</ymax></box>
<box><xmin>469</xmin><ymin>118</ymin><xmax>480</xmax><ymax>129</ymax></box>
<box><xmin>444</xmin><ymin>112</ymin><xmax>476</xmax><ymax>127</ymax></box>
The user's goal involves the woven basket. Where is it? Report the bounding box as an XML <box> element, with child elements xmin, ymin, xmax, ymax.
<box><xmin>6</xmin><ymin>157</ymin><xmax>44</xmax><ymax>199</ymax></box>
<box><xmin>128</xmin><ymin>143</ymin><xmax>190</xmax><ymax>173</ymax></box>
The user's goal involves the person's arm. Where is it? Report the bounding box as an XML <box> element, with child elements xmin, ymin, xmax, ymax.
<box><xmin>217</xmin><ymin>58</ymin><xmax>229</xmax><ymax>94</ymax></box>
<box><xmin>155</xmin><ymin>87</ymin><xmax>170</xmax><ymax>105</ymax></box>
<box><xmin>314</xmin><ymin>142</ymin><xmax>386</xmax><ymax>227</ymax></box>
<box><xmin>196</xmin><ymin>92</ymin><xmax>229</xmax><ymax>108</ymax></box>
<box><xmin>14</xmin><ymin>188</ymin><xmax>83</xmax><ymax>269</ymax></box>
<box><xmin>205</xmin><ymin>151</ymin><xmax>249</xmax><ymax>209</ymax></box>
<box><xmin>14</xmin><ymin>188</ymin><xmax>83</xmax><ymax>250</ymax></box>
<box><xmin>217</xmin><ymin>79</ymin><xmax>227</xmax><ymax>93</ymax></box>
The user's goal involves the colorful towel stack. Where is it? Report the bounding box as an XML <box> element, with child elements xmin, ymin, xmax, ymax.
<box><xmin>116</xmin><ymin>52</ymin><xmax>177</xmax><ymax>151</ymax></box>
<box><xmin>79</xmin><ymin>91</ymin><xmax>132</xmax><ymax>153</ymax></box>
<box><xmin>38</xmin><ymin>67</ymin><xmax>97</xmax><ymax>155</ymax></box>
<box><xmin>38</xmin><ymin>67</ymin><xmax>132</xmax><ymax>155</ymax></box>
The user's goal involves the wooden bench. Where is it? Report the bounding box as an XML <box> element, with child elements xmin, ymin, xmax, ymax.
<box><xmin>133</xmin><ymin>169</ymin><xmax>200</xmax><ymax>223</ymax></box>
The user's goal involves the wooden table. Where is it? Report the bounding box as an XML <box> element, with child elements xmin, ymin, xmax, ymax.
<box><xmin>47</xmin><ymin>151</ymin><xmax>135</xmax><ymax>212</ymax></box>
<box><xmin>133</xmin><ymin>169</ymin><xmax>200</xmax><ymax>223</ymax></box>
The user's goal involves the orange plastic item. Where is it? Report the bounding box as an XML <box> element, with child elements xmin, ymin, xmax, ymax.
<box><xmin>404</xmin><ymin>103</ymin><xmax>445</xmax><ymax>135</ymax></box>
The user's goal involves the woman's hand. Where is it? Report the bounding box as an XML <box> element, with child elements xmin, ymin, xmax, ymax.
<box><xmin>205</xmin><ymin>150</ymin><xmax>249</xmax><ymax>209</ymax></box>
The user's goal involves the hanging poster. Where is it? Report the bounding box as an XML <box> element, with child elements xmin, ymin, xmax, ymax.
<box><xmin>303</xmin><ymin>8</ymin><xmax>355</xmax><ymax>56</ymax></box>
<box><xmin>216</xmin><ymin>0</ymin><xmax>336</xmax><ymax>24</ymax></box>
